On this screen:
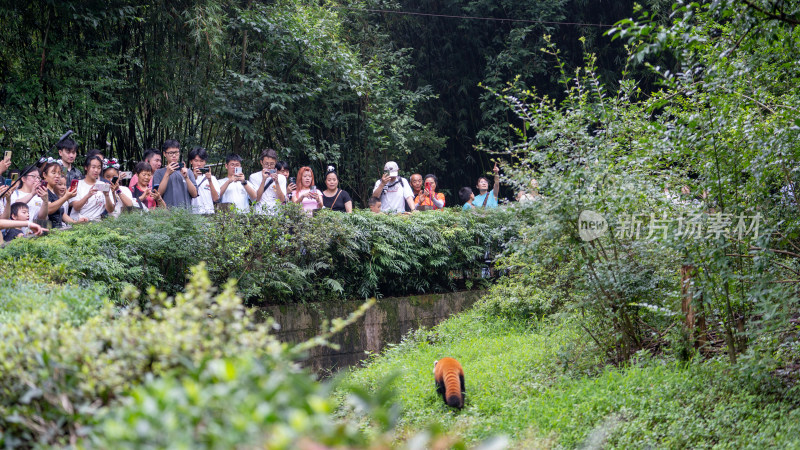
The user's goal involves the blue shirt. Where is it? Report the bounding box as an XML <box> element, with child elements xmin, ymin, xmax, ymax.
<box><xmin>463</xmin><ymin>192</ymin><xmax>498</xmax><ymax>210</ymax></box>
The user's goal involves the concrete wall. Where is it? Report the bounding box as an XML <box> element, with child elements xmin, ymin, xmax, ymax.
<box><xmin>261</xmin><ymin>290</ymin><xmax>484</xmax><ymax>374</ymax></box>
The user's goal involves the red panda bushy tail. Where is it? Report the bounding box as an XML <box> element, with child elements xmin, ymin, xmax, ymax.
<box><xmin>434</xmin><ymin>357</ymin><xmax>465</xmax><ymax>409</ymax></box>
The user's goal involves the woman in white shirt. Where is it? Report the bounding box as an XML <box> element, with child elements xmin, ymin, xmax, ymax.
<box><xmin>69</xmin><ymin>155</ymin><xmax>114</xmax><ymax>221</ymax></box>
<box><xmin>8</xmin><ymin>168</ymin><xmax>49</xmax><ymax>224</ymax></box>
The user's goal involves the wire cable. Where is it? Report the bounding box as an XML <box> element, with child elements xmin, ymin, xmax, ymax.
<box><xmin>331</xmin><ymin>5</ymin><xmax>615</xmax><ymax>28</ymax></box>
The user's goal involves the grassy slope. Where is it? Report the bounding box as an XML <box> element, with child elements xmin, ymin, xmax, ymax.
<box><xmin>340</xmin><ymin>311</ymin><xmax>800</xmax><ymax>449</ymax></box>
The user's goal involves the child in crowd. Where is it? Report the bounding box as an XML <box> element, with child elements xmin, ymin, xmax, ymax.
<box><xmin>368</xmin><ymin>196</ymin><xmax>382</xmax><ymax>213</ymax></box>
<box><xmin>459</xmin><ymin>187</ymin><xmax>475</xmax><ymax>209</ymax></box>
<box><xmin>3</xmin><ymin>202</ymin><xmax>29</xmax><ymax>241</ymax></box>
<box><xmin>277</xmin><ymin>161</ymin><xmax>296</xmax><ymax>202</ymax></box>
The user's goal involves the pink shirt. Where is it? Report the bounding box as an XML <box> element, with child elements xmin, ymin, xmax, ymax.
<box><xmin>295</xmin><ymin>189</ymin><xmax>320</xmax><ymax>213</ymax></box>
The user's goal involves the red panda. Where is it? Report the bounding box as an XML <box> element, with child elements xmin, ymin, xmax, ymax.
<box><xmin>433</xmin><ymin>357</ymin><xmax>465</xmax><ymax>409</ymax></box>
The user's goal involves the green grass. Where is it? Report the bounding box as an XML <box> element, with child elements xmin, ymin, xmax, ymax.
<box><xmin>339</xmin><ymin>311</ymin><xmax>800</xmax><ymax>448</ymax></box>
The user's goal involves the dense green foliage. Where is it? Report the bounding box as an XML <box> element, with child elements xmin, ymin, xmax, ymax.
<box><xmin>480</xmin><ymin>0</ymin><xmax>800</xmax><ymax>366</ymax></box>
<box><xmin>0</xmin><ymin>207</ymin><xmax>518</xmax><ymax>302</ymax></box>
<box><xmin>341</xmin><ymin>311</ymin><xmax>800</xmax><ymax>448</ymax></box>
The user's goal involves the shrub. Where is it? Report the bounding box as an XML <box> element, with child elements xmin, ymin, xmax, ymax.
<box><xmin>0</xmin><ymin>264</ymin><xmax>286</xmax><ymax>447</ymax></box>
<box><xmin>0</xmin><ymin>209</ymin><xmax>205</xmax><ymax>297</ymax></box>
<box><xmin>90</xmin><ymin>355</ymin><xmax>368</xmax><ymax>449</ymax></box>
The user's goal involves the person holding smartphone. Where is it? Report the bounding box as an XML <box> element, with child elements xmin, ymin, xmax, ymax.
<box><xmin>249</xmin><ymin>148</ymin><xmax>286</xmax><ymax>214</ymax></box>
<box><xmin>8</xmin><ymin>167</ymin><xmax>50</xmax><ymax>229</ymax></box>
<box><xmin>276</xmin><ymin>161</ymin><xmax>296</xmax><ymax>202</ymax></box>
<box><xmin>41</xmin><ymin>161</ymin><xmax>84</xmax><ymax>228</ymax></box>
<box><xmin>188</xmin><ymin>147</ymin><xmax>220</xmax><ymax>214</ymax></box>
<box><xmin>102</xmin><ymin>162</ymin><xmax>134</xmax><ymax>217</ymax></box>
<box><xmin>69</xmin><ymin>155</ymin><xmax>114</xmax><ymax>221</ymax></box>
<box><xmin>0</xmin><ymin>151</ymin><xmax>11</xmax><ymax>184</ymax></box>
<box><xmin>292</xmin><ymin>166</ymin><xmax>322</xmax><ymax>213</ymax></box>
<box><xmin>151</xmin><ymin>139</ymin><xmax>198</xmax><ymax>208</ymax></box>
<box><xmin>129</xmin><ymin>148</ymin><xmax>162</xmax><ymax>190</ymax></box>
<box><xmin>371</xmin><ymin>161</ymin><xmax>415</xmax><ymax>213</ymax></box>
<box><xmin>130</xmin><ymin>161</ymin><xmax>165</xmax><ymax>210</ymax></box>
<box><xmin>219</xmin><ymin>154</ymin><xmax>256</xmax><ymax>212</ymax></box>
<box><xmin>414</xmin><ymin>174</ymin><xmax>445</xmax><ymax>210</ymax></box>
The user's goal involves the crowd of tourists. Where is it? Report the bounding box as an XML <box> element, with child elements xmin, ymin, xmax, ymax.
<box><xmin>0</xmin><ymin>139</ymin><xmax>526</xmax><ymax>242</ymax></box>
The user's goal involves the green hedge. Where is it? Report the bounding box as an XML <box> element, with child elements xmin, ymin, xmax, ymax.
<box><xmin>202</xmin><ymin>205</ymin><xmax>520</xmax><ymax>302</ymax></box>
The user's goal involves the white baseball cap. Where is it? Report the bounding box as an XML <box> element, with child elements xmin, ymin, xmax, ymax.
<box><xmin>383</xmin><ymin>161</ymin><xmax>399</xmax><ymax>177</ymax></box>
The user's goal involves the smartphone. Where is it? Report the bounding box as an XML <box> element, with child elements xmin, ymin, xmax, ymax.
<box><xmin>288</xmin><ymin>177</ymin><xmax>296</xmax><ymax>185</ymax></box>
<box><xmin>268</xmin><ymin>169</ymin><xmax>277</xmax><ymax>174</ymax></box>
<box><xmin>95</xmin><ymin>183</ymin><xmax>110</xmax><ymax>192</ymax></box>
<box><xmin>70</xmin><ymin>179</ymin><xmax>79</xmax><ymax>190</ymax></box>
<box><xmin>120</xmin><ymin>171</ymin><xmax>132</xmax><ymax>180</ymax></box>
<box><xmin>40</xmin><ymin>179</ymin><xmax>48</xmax><ymax>189</ymax></box>
<box><xmin>425</xmin><ymin>181</ymin><xmax>431</xmax><ymax>191</ymax></box>
<box><xmin>310</xmin><ymin>185</ymin><xmax>317</xmax><ymax>193</ymax></box>
<box><xmin>111</xmin><ymin>176</ymin><xmax>119</xmax><ymax>185</ymax></box>
<box><xmin>178</xmin><ymin>162</ymin><xmax>184</xmax><ymax>170</ymax></box>
<box><xmin>10</xmin><ymin>172</ymin><xmax>18</xmax><ymax>183</ymax></box>
<box><xmin>152</xmin><ymin>184</ymin><xmax>160</xmax><ymax>191</ymax></box>
<box><xmin>4</xmin><ymin>150</ymin><xmax>10</xmax><ymax>161</ymax></box>
<box><xmin>234</xmin><ymin>167</ymin><xmax>242</xmax><ymax>175</ymax></box>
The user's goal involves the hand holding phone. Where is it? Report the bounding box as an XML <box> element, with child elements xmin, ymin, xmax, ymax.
<box><xmin>111</xmin><ymin>176</ymin><xmax>119</xmax><ymax>185</ymax></box>
<box><xmin>70</xmin><ymin>179</ymin><xmax>80</xmax><ymax>190</ymax></box>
